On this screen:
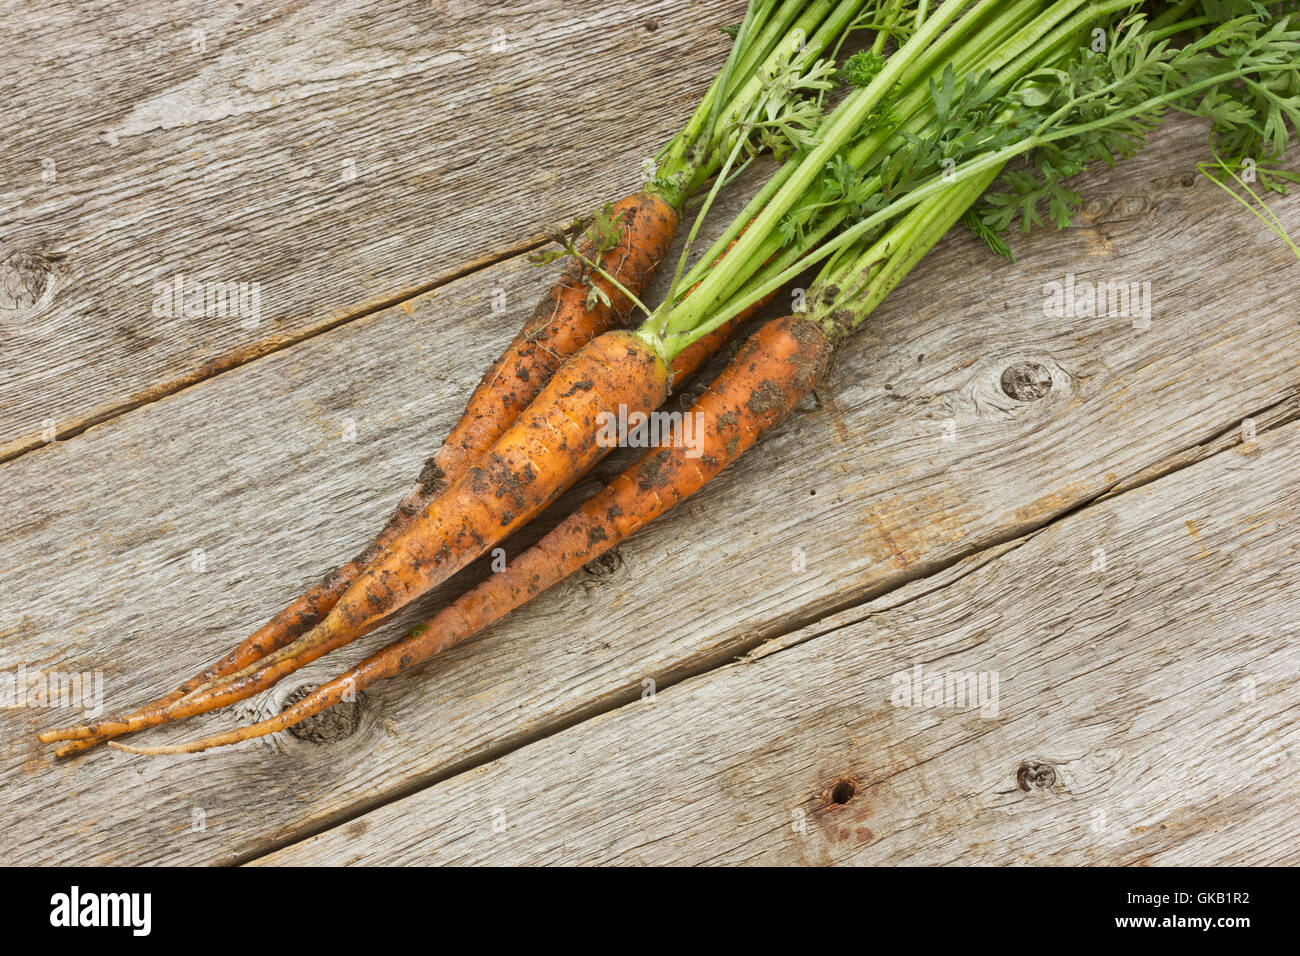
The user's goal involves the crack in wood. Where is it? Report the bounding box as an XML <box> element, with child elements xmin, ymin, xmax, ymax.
<box><xmin>236</xmin><ymin>399</ymin><xmax>1300</xmax><ymax>865</ymax></box>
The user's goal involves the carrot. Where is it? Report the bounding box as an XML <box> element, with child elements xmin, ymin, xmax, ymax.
<box><xmin>110</xmin><ymin>315</ymin><xmax>834</xmax><ymax>754</ymax></box>
<box><xmin>46</xmin><ymin>279</ymin><xmax>779</xmax><ymax>758</ymax></box>
<box><xmin>46</xmin><ymin>191</ymin><xmax>677</xmax><ymax>757</ymax></box>
<box><xmin>45</xmin><ymin>328</ymin><xmax>674</xmax><ymax>744</ymax></box>
<box><xmin>48</xmin><ymin>213</ymin><xmax>776</xmax><ymax>760</ymax></box>
<box><xmin>58</xmin><ymin>291</ymin><xmax>769</xmax><ymax>754</ymax></box>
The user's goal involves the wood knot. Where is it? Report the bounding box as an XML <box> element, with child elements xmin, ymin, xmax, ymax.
<box><xmin>1000</xmin><ymin>362</ymin><xmax>1053</xmax><ymax>402</ymax></box>
<box><xmin>1109</xmin><ymin>195</ymin><xmax>1148</xmax><ymax>219</ymax></box>
<box><xmin>0</xmin><ymin>248</ymin><xmax>59</xmax><ymax>324</ymax></box>
<box><xmin>1080</xmin><ymin>197</ymin><xmax>1109</xmax><ymax>220</ymax></box>
<box><xmin>1016</xmin><ymin>760</ymin><xmax>1058</xmax><ymax>791</ymax></box>
<box><xmin>582</xmin><ymin>548</ymin><xmax>623</xmax><ymax>582</ymax></box>
<box><xmin>282</xmin><ymin>686</ymin><xmax>365</xmax><ymax>745</ymax></box>
<box><xmin>1078</xmin><ymin>195</ymin><xmax>1148</xmax><ymax>224</ymax></box>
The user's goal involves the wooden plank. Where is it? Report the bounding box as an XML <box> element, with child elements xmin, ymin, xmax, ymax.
<box><xmin>1</xmin><ymin>116</ymin><xmax>1297</xmax><ymax>865</ymax></box>
<box><xmin>257</xmin><ymin>418</ymin><xmax>1300</xmax><ymax>865</ymax></box>
<box><xmin>0</xmin><ymin>0</ymin><xmax>743</xmax><ymax>458</ymax></box>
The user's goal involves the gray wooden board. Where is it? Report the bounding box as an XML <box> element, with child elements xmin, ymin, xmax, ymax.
<box><xmin>0</xmin><ymin>0</ymin><xmax>744</xmax><ymax>458</ymax></box>
<box><xmin>256</xmin><ymin>417</ymin><xmax>1300</xmax><ymax>866</ymax></box>
<box><xmin>1</xmin><ymin>112</ymin><xmax>1297</xmax><ymax>861</ymax></box>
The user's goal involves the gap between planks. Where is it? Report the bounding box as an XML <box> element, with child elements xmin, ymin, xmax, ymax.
<box><xmin>0</xmin><ymin>232</ymin><xmax>550</xmax><ymax>466</ymax></box>
<box><xmin>237</xmin><ymin>387</ymin><xmax>1300</xmax><ymax>865</ymax></box>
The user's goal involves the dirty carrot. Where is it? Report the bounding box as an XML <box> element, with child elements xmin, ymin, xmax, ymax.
<box><xmin>46</xmin><ymin>260</ymin><xmax>783</xmax><ymax>755</ymax></box>
<box><xmin>109</xmin><ymin>142</ymin><xmax>1009</xmax><ymax>757</ymax></box>
<box><xmin>104</xmin><ymin>143</ymin><xmax>1006</xmax><ymax>757</ymax></box>
<box><xmin>111</xmin><ymin>315</ymin><xmax>835</xmax><ymax>755</ymax></box>
<box><xmin>46</xmin><ymin>329</ymin><xmax>674</xmax><ymax>744</ymax></box>
<box><xmin>123</xmin><ymin>143</ymin><xmax>1034</xmax><ymax>757</ymax></box>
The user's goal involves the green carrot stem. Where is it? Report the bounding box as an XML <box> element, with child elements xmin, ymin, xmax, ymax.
<box><xmin>815</xmin><ymin>164</ymin><xmax>1004</xmax><ymax>324</ymax></box>
<box><xmin>669</xmin><ymin>0</ymin><xmax>1098</xmax><ymax>340</ymax></box>
<box><xmin>661</xmin><ymin>42</ymin><xmax>1300</xmax><ymax>357</ymax></box>
<box><xmin>648</xmin><ymin>0</ymin><xmax>990</xmax><ymax>345</ymax></box>
<box><xmin>656</xmin><ymin>0</ymin><xmax>871</xmax><ymax>207</ymax></box>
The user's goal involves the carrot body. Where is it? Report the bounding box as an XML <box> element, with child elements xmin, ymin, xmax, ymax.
<box><xmin>52</xmin><ymin>274</ymin><xmax>778</xmax><ymax>758</ymax></box>
<box><xmin>435</xmin><ymin>193</ymin><xmax>679</xmax><ymax>484</ymax></box>
<box><xmin>112</xmin><ymin>316</ymin><xmax>834</xmax><ymax>755</ymax></box>
<box><xmin>52</xmin><ymin>330</ymin><xmax>673</xmax><ymax>744</ymax></box>
<box><xmin>47</xmin><ymin>192</ymin><xmax>676</xmax><ymax>756</ymax></box>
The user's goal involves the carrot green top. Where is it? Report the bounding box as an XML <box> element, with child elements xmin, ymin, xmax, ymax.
<box><xmin>614</xmin><ymin>0</ymin><xmax>1300</xmax><ymax>361</ymax></box>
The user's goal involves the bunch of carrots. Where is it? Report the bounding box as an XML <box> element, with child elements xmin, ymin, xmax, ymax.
<box><xmin>42</xmin><ymin>0</ymin><xmax>1299</xmax><ymax>756</ymax></box>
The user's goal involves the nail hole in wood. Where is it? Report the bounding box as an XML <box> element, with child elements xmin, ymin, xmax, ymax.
<box><xmin>1016</xmin><ymin>760</ymin><xmax>1057</xmax><ymax>791</ymax></box>
<box><xmin>1000</xmin><ymin>362</ymin><xmax>1052</xmax><ymax>402</ymax></box>
<box><xmin>829</xmin><ymin>779</ymin><xmax>856</xmax><ymax>805</ymax></box>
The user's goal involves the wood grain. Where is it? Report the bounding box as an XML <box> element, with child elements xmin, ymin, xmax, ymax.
<box><xmin>0</xmin><ymin>0</ymin><xmax>743</xmax><ymax>458</ymax></box>
<box><xmin>257</xmin><ymin>418</ymin><xmax>1300</xmax><ymax>865</ymax></box>
<box><xmin>1</xmin><ymin>111</ymin><xmax>1296</xmax><ymax>864</ymax></box>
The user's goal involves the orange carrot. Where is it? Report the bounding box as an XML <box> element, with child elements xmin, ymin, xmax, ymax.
<box><xmin>48</xmin><ymin>279</ymin><xmax>779</xmax><ymax>757</ymax></box>
<box><xmin>48</xmin><ymin>216</ymin><xmax>771</xmax><ymax>758</ymax></box>
<box><xmin>45</xmin><ymin>329</ymin><xmax>674</xmax><ymax>745</ymax></box>
<box><xmin>48</xmin><ymin>191</ymin><xmax>676</xmax><ymax>757</ymax></box>
<box><xmin>110</xmin><ymin>316</ymin><xmax>834</xmax><ymax>755</ymax></box>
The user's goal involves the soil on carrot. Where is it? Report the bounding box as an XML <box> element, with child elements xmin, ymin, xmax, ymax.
<box><xmin>824</xmin><ymin>309</ymin><xmax>856</xmax><ymax>341</ymax></box>
<box><xmin>747</xmin><ymin>380</ymin><xmax>785</xmax><ymax>416</ymax></box>
<box><xmin>472</xmin><ymin>454</ymin><xmax>537</xmax><ymax>510</ymax></box>
<box><xmin>415</xmin><ymin>456</ymin><xmax>447</xmax><ymax>498</ymax></box>
<box><xmin>636</xmin><ymin>449</ymin><xmax>673</xmax><ymax>493</ymax></box>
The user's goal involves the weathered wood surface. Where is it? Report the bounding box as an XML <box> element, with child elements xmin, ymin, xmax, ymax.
<box><xmin>0</xmin><ymin>0</ymin><xmax>742</xmax><ymax>459</ymax></box>
<box><xmin>3</xmin><ymin>0</ymin><xmax>1300</xmax><ymax>866</ymax></box>
<box><xmin>2</xmin><ymin>99</ymin><xmax>1297</xmax><ymax>863</ymax></box>
<box><xmin>258</xmin><ymin>418</ymin><xmax>1300</xmax><ymax>866</ymax></box>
